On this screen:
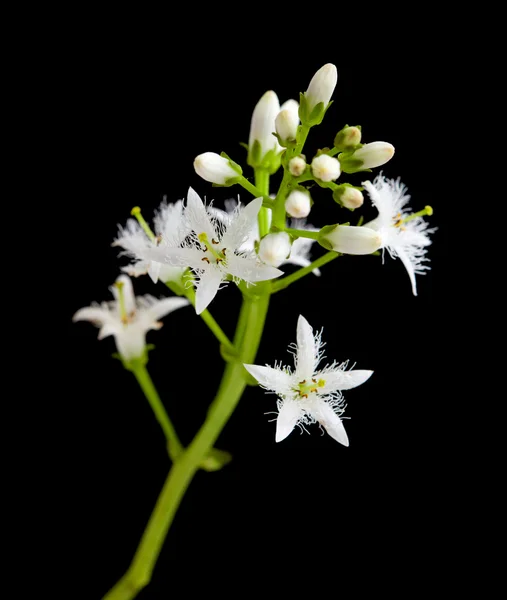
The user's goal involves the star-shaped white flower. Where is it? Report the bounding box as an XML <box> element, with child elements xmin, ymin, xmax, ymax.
<box><xmin>244</xmin><ymin>315</ymin><xmax>373</xmax><ymax>445</ymax></box>
<box><xmin>113</xmin><ymin>200</ymin><xmax>189</xmax><ymax>284</ymax></box>
<box><xmin>363</xmin><ymin>174</ymin><xmax>435</xmax><ymax>296</ymax></box>
<box><xmin>73</xmin><ymin>275</ymin><xmax>189</xmax><ymax>360</ymax></box>
<box><xmin>140</xmin><ymin>188</ymin><xmax>283</xmax><ymax>314</ymax></box>
<box><xmin>211</xmin><ymin>201</ymin><xmax>321</xmax><ymax>276</ymax></box>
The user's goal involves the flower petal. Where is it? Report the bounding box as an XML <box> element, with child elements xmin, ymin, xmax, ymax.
<box><xmin>195</xmin><ymin>268</ymin><xmax>223</xmax><ymax>314</ymax></box>
<box><xmin>221</xmin><ymin>197</ymin><xmax>263</xmax><ymax>250</ymax></box>
<box><xmin>112</xmin><ymin>275</ymin><xmax>136</xmax><ymax>315</ymax></box>
<box><xmin>310</xmin><ymin>398</ymin><xmax>349</xmax><ymax>446</ymax></box>
<box><xmin>295</xmin><ymin>315</ymin><xmax>316</xmax><ymax>380</ymax></box>
<box><xmin>72</xmin><ymin>306</ymin><xmax>112</xmax><ymax>326</ymax></box>
<box><xmin>98</xmin><ymin>323</ymin><xmax>118</xmax><ymax>340</ymax></box>
<box><xmin>243</xmin><ymin>364</ymin><xmax>293</xmax><ymax>396</ymax></box>
<box><xmin>121</xmin><ymin>261</ymin><xmax>149</xmax><ymax>277</ymax></box>
<box><xmin>186</xmin><ymin>187</ymin><xmax>217</xmax><ymax>239</ymax></box>
<box><xmin>276</xmin><ymin>398</ymin><xmax>304</xmax><ymax>443</ymax></box>
<box><xmin>397</xmin><ymin>247</ymin><xmax>418</xmax><ymax>296</ymax></box>
<box><xmin>147</xmin><ymin>260</ymin><xmax>161</xmax><ymax>284</ymax></box>
<box><xmin>144</xmin><ymin>297</ymin><xmax>190</xmax><ymax>324</ymax></box>
<box><xmin>226</xmin><ymin>254</ymin><xmax>283</xmax><ymax>282</ymax></box>
<box><xmin>140</xmin><ymin>246</ymin><xmax>207</xmax><ymax>270</ymax></box>
<box><xmin>320</xmin><ymin>369</ymin><xmax>373</xmax><ymax>393</ymax></box>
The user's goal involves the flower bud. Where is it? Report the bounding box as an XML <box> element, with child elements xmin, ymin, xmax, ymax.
<box><xmin>258</xmin><ymin>232</ymin><xmax>292</xmax><ymax>267</ymax></box>
<box><xmin>334</xmin><ymin>125</ymin><xmax>362</xmax><ymax>151</ymax></box>
<box><xmin>194</xmin><ymin>152</ymin><xmax>241</xmax><ymax>185</ymax></box>
<box><xmin>275</xmin><ymin>99</ymin><xmax>299</xmax><ymax>143</ymax></box>
<box><xmin>332</xmin><ymin>185</ymin><xmax>364</xmax><ymax>209</ymax></box>
<box><xmin>305</xmin><ymin>63</ymin><xmax>338</xmax><ymax>113</ymax></box>
<box><xmin>340</xmin><ymin>142</ymin><xmax>395</xmax><ymax>173</ymax></box>
<box><xmin>319</xmin><ymin>225</ymin><xmax>382</xmax><ymax>255</ymax></box>
<box><xmin>248</xmin><ymin>91</ymin><xmax>281</xmax><ymax>167</ymax></box>
<box><xmin>288</xmin><ymin>156</ymin><xmax>306</xmax><ymax>176</ymax></box>
<box><xmin>311</xmin><ymin>154</ymin><xmax>341</xmax><ymax>182</ymax></box>
<box><xmin>285</xmin><ymin>190</ymin><xmax>311</xmax><ymax>218</ymax></box>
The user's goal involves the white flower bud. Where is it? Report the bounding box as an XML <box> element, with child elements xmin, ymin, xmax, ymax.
<box><xmin>258</xmin><ymin>232</ymin><xmax>292</xmax><ymax>267</ymax></box>
<box><xmin>248</xmin><ymin>91</ymin><xmax>281</xmax><ymax>162</ymax></box>
<box><xmin>288</xmin><ymin>156</ymin><xmax>306</xmax><ymax>176</ymax></box>
<box><xmin>352</xmin><ymin>142</ymin><xmax>395</xmax><ymax>169</ymax></box>
<box><xmin>285</xmin><ymin>190</ymin><xmax>311</xmax><ymax>218</ymax></box>
<box><xmin>305</xmin><ymin>63</ymin><xmax>338</xmax><ymax>113</ymax></box>
<box><xmin>194</xmin><ymin>152</ymin><xmax>240</xmax><ymax>185</ymax></box>
<box><xmin>321</xmin><ymin>225</ymin><xmax>382</xmax><ymax>255</ymax></box>
<box><xmin>311</xmin><ymin>154</ymin><xmax>341</xmax><ymax>182</ymax></box>
<box><xmin>275</xmin><ymin>99</ymin><xmax>299</xmax><ymax>143</ymax></box>
<box><xmin>338</xmin><ymin>187</ymin><xmax>364</xmax><ymax>209</ymax></box>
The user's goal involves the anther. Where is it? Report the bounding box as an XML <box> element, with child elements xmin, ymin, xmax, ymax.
<box><xmin>299</xmin><ymin>380</ymin><xmax>306</xmax><ymax>385</ymax></box>
<box><xmin>202</xmin><ymin>257</ymin><xmax>210</xmax><ymax>263</ymax></box>
<box><xmin>212</xmin><ymin>238</ymin><xmax>219</xmax><ymax>244</ymax></box>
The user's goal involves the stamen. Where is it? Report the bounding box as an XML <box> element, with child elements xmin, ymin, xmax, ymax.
<box><xmin>212</xmin><ymin>238</ymin><xmax>219</xmax><ymax>244</ymax></box>
<box><xmin>396</xmin><ymin>205</ymin><xmax>434</xmax><ymax>226</ymax></box>
<box><xmin>131</xmin><ymin>206</ymin><xmax>156</xmax><ymax>241</ymax></box>
<box><xmin>198</xmin><ymin>232</ymin><xmax>223</xmax><ymax>260</ymax></box>
<box><xmin>114</xmin><ymin>281</ymin><xmax>128</xmax><ymax>324</ymax></box>
<box><xmin>202</xmin><ymin>257</ymin><xmax>210</xmax><ymax>263</ymax></box>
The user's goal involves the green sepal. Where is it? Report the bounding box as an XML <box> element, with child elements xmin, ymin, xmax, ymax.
<box><xmin>239</xmin><ymin>141</ymin><xmax>249</xmax><ymax>151</ymax></box>
<box><xmin>114</xmin><ymin>346</ymin><xmax>154</xmax><ymax>371</ymax></box>
<box><xmin>273</xmin><ymin>131</ymin><xmax>297</xmax><ymax>150</ymax></box>
<box><xmin>298</xmin><ymin>92</ymin><xmax>308</xmax><ymax>123</ymax></box>
<box><xmin>333</xmin><ymin>125</ymin><xmax>362</xmax><ymax>151</ymax></box>
<box><xmin>247</xmin><ymin>139</ymin><xmax>262</xmax><ymax>167</ymax></box>
<box><xmin>200</xmin><ymin>448</ymin><xmax>233</xmax><ymax>472</ymax></box>
<box><xmin>317</xmin><ymin>224</ymin><xmax>338</xmax><ymax>250</ymax></box>
<box><xmin>309</xmin><ymin>101</ymin><xmax>325</xmax><ymax>124</ymax></box>
<box><xmin>332</xmin><ymin>183</ymin><xmax>364</xmax><ymax>206</ymax></box>
<box><xmin>338</xmin><ymin>150</ymin><xmax>372</xmax><ymax>174</ymax></box>
<box><xmin>220</xmin><ymin>151</ymin><xmax>243</xmax><ymax>175</ymax></box>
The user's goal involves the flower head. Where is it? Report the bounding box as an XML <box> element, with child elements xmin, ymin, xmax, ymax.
<box><xmin>72</xmin><ymin>275</ymin><xmax>189</xmax><ymax>360</ymax></box>
<box><xmin>113</xmin><ymin>200</ymin><xmax>189</xmax><ymax>285</ymax></box>
<box><xmin>194</xmin><ymin>152</ymin><xmax>241</xmax><ymax>185</ymax></box>
<box><xmin>362</xmin><ymin>174</ymin><xmax>435</xmax><ymax>295</ymax></box>
<box><xmin>244</xmin><ymin>315</ymin><xmax>372</xmax><ymax>444</ymax></box>
<box><xmin>140</xmin><ymin>189</ymin><xmax>283</xmax><ymax>314</ymax></box>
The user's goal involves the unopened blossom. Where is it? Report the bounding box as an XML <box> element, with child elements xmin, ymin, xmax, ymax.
<box><xmin>363</xmin><ymin>174</ymin><xmax>434</xmax><ymax>295</ymax></box>
<box><xmin>113</xmin><ymin>200</ymin><xmax>188</xmax><ymax>284</ymax></box>
<box><xmin>194</xmin><ymin>153</ymin><xmax>240</xmax><ymax>185</ymax></box>
<box><xmin>288</xmin><ymin>156</ymin><xmax>306</xmax><ymax>177</ymax></box>
<box><xmin>258</xmin><ymin>232</ymin><xmax>292</xmax><ymax>267</ymax></box>
<box><xmin>210</xmin><ymin>201</ymin><xmax>321</xmax><ymax>276</ymax></box>
<box><xmin>275</xmin><ymin>99</ymin><xmax>299</xmax><ymax>143</ymax></box>
<box><xmin>140</xmin><ymin>188</ymin><xmax>283</xmax><ymax>314</ymax></box>
<box><xmin>248</xmin><ymin>91</ymin><xmax>282</xmax><ymax>164</ymax></box>
<box><xmin>73</xmin><ymin>275</ymin><xmax>189</xmax><ymax>360</ymax></box>
<box><xmin>320</xmin><ymin>224</ymin><xmax>382</xmax><ymax>255</ymax></box>
<box><xmin>304</xmin><ymin>63</ymin><xmax>338</xmax><ymax>113</ymax></box>
<box><xmin>244</xmin><ymin>315</ymin><xmax>372</xmax><ymax>444</ymax></box>
<box><xmin>350</xmin><ymin>142</ymin><xmax>395</xmax><ymax>170</ymax></box>
<box><xmin>285</xmin><ymin>189</ymin><xmax>311</xmax><ymax>218</ymax></box>
<box><xmin>333</xmin><ymin>186</ymin><xmax>364</xmax><ymax>209</ymax></box>
<box><xmin>311</xmin><ymin>154</ymin><xmax>341</xmax><ymax>182</ymax></box>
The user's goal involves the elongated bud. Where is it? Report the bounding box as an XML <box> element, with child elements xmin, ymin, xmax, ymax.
<box><xmin>334</xmin><ymin>125</ymin><xmax>362</xmax><ymax>151</ymax></box>
<box><xmin>194</xmin><ymin>152</ymin><xmax>241</xmax><ymax>185</ymax></box>
<box><xmin>288</xmin><ymin>156</ymin><xmax>306</xmax><ymax>176</ymax></box>
<box><xmin>311</xmin><ymin>154</ymin><xmax>341</xmax><ymax>182</ymax></box>
<box><xmin>275</xmin><ymin>99</ymin><xmax>299</xmax><ymax>144</ymax></box>
<box><xmin>332</xmin><ymin>185</ymin><xmax>364</xmax><ymax>209</ymax></box>
<box><xmin>248</xmin><ymin>91</ymin><xmax>281</xmax><ymax>167</ymax></box>
<box><xmin>285</xmin><ymin>189</ymin><xmax>312</xmax><ymax>218</ymax></box>
<box><xmin>319</xmin><ymin>225</ymin><xmax>381</xmax><ymax>254</ymax></box>
<box><xmin>305</xmin><ymin>64</ymin><xmax>337</xmax><ymax>113</ymax></box>
<box><xmin>258</xmin><ymin>232</ymin><xmax>292</xmax><ymax>267</ymax></box>
<box><xmin>340</xmin><ymin>142</ymin><xmax>395</xmax><ymax>173</ymax></box>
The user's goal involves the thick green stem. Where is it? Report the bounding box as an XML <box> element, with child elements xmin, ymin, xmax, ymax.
<box><xmin>285</xmin><ymin>227</ymin><xmax>320</xmax><ymax>240</ymax></box>
<box><xmin>102</xmin><ymin>291</ymin><xmax>271</xmax><ymax>600</ymax></box>
<box><xmin>272</xmin><ymin>169</ymin><xmax>291</xmax><ymax>230</ymax></box>
<box><xmin>255</xmin><ymin>168</ymin><xmax>270</xmax><ymax>237</ymax></box>
<box><xmin>271</xmin><ymin>251</ymin><xmax>340</xmax><ymax>292</ymax></box>
<box><xmin>130</xmin><ymin>362</ymin><xmax>183</xmax><ymax>460</ymax></box>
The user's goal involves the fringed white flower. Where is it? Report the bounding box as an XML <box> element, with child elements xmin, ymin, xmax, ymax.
<box><xmin>113</xmin><ymin>200</ymin><xmax>189</xmax><ymax>285</ymax></box>
<box><xmin>73</xmin><ymin>275</ymin><xmax>189</xmax><ymax>360</ymax></box>
<box><xmin>140</xmin><ymin>188</ymin><xmax>283</xmax><ymax>314</ymax></box>
<box><xmin>244</xmin><ymin>315</ymin><xmax>373</xmax><ymax>445</ymax></box>
<box><xmin>211</xmin><ymin>201</ymin><xmax>321</xmax><ymax>276</ymax></box>
<box><xmin>363</xmin><ymin>174</ymin><xmax>435</xmax><ymax>296</ymax></box>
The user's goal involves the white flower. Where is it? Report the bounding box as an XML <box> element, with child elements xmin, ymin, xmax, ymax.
<box><xmin>113</xmin><ymin>200</ymin><xmax>189</xmax><ymax>284</ymax></box>
<box><xmin>258</xmin><ymin>232</ymin><xmax>292</xmax><ymax>267</ymax></box>
<box><xmin>351</xmin><ymin>142</ymin><xmax>395</xmax><ymax>170</ymax></box>
<box><xmin>248</xmin><ymin>91</ymin><xmax>282</xmax><ymax>162</ymax></box>
<box><xmin>288</xmin><ymin>156</ymin><xmax>306</xmax><ymax>177</ymax></box>
<box><xmin>73</xmin><ymin>275</ymin><xmax>189</xmax><ymax>360</ymax></box>
<box><xmin>194</xmin><ymin>153</ymin><xmax>240</xmax><ymax>185</ymax></box>
<box><xmin>244</xmin><ymin>315</ymin><xmax>372</xmax><ymax>444</ymax></box>
<box><xmin>320</xmin><ymin>225</ymin><xmax>382</xmax><ymax>255</ymax></box>
<box><xmin>275</xmin><ymin>99</ymin><xmax>299</xmax><ymax>143</ymax></box>
<box><xmin>311</xmin><ymin>154</ymin><xmax>341</xmax><ymax>182</ymax></box>
<box><xmin>305</xmin><ymin>63</ymin><xmax>338</xmax><ymax>113</ymax></box>
<box><xmin>140</xmin><ymin>189</ymin><xmax>283</xmax><ymax>314</ymax></box>
<box><xmin>285</xmin><ymin>189</ymin><xmax>311</xmax><ymax>218</ymax></box>
<box><xmin>210</xmin><ymin>201</ymin><xmax>321</xmax><ymax>276</ymax></box>
<box><xmin>362</xmin><ymin>174</ymin><xmax>435</xmax><ymax>296</ymax></box>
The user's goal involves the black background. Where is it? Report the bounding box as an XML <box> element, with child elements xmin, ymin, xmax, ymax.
<box><xmin>50</xmin><ymin>28</ymin><xmax>463</xmax><ymax>599</ymax></box>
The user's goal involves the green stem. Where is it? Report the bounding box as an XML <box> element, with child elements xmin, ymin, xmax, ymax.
<box><xmin>285</xmin><ymin>227</ymin><xmax>320</xmax><ymax>240</ymax></box>
<box><xmin>271</xmin><ymin>251</ymin><xmax>340</xmax><ymax>293</ymax></box>
<box><xmin>292</xmin><ymin>124</ymin><xmax>310</xmax><ymax>158</ymax></box>
<box><xmin>103</xmin><ymin>291</ymin><xmax>271</xmax><ymax>600</ymax></box>
<box><xmin>272</xmin><ymin>169</ymin><xmax>291</xmax><ymax>230</ymax></box>
<box><xmin>130</xmin><ymin>361</ymin><xmax>183</xmax><ymax>460</ymax></box>
<box><xmin>255</xmin><ymin>168</ymin><xmax>270</xmax><ymax>237</ymax></box>
<box><xmin>237</xmin><ymin>176</ymin><xmax>274</xmax><ymax>208</ymax></box>
<box><xmin>327</xmin><ymin>147</ymin><xmax>339</xmax><ymax>157</ymax></box>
